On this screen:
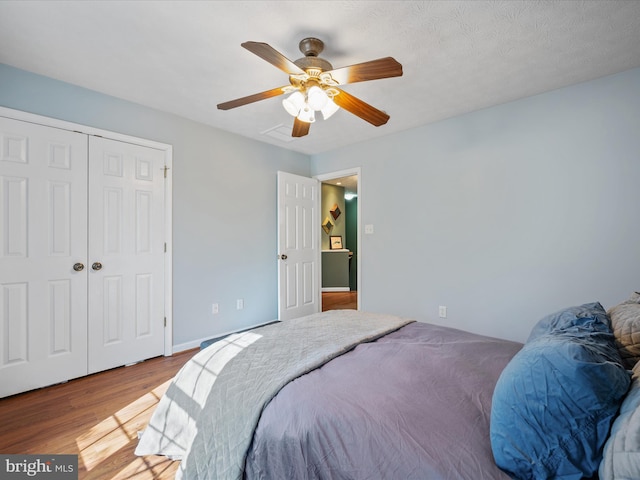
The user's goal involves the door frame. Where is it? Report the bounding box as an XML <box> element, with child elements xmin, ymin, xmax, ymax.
<box><xmin>0</xmin><ymin>106</ymin><xmax>174</xmax><ymax>356</ymax></box>
<box><xmin>314</xmin><ymin>167</ymin><xmax>361</xmax><ymax>310</ymax></box>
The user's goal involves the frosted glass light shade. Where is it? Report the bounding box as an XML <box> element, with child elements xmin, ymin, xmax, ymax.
<box><xmin>321</xmin><ymin>99</ymin><xmax>340</xmax><ymax>120</ymax></box>
<box><xmin>282</xmin><ymin>91</ymin><xmax>305</xmax><ymax>117</ymax></box>
<box><xmin>307</xmin><ymin>86</ymin><xmax>329</xmax><ymax>111</ymax></box>
<box><xmin>297</xmin><ymin>105</ymin><xmax>316</xmax><ymax>123</ymax></box>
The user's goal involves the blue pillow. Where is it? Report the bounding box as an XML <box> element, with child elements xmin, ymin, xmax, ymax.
<box><xmin>527</xmin><ymin>301</ymin><xmax>612</xmax><ymax>342</ymax></box>
<box><xmin>490</xmin><ymin>303</ymin><xmax>630</xmax><ymax>480</ymax></box>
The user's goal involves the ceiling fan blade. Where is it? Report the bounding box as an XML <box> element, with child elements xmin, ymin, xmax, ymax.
<box><xmin>292</xmin><ymin>117</ymin><xmax>311</xmax><ymax>137</ymax></box>
<box><xmin>217</xmin><ymin>86</ymin><xmax>288</xmax><ymax>110</ymax></box>
<box><xmin>242</xmin><ymin>41</ymin><xmax>305</xmax><ymax>75</ymax></box>
<box><xmin>331</xmin><ymin>88</ymin><xmax>390</xmax><ymax>126</ymax></box>
<box><xmin>325</xmin><ymin>57</ymin><xmax>403</xmax><ymax>84</ymax></box>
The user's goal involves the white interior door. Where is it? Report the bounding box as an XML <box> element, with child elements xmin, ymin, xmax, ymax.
<box><xmin>88</xmin><ymin>136</ymin><xmax>166</xmax><ymax>373</ymax></box>
<box><xmin>277</xmin><ymin>171</ymin><xmax>320</xmax><ymax>321</ymax></box>
<box><xmin>0</xmin><ymin>117</ymin><xmax>88</xmax><ymax>398</ymax></box>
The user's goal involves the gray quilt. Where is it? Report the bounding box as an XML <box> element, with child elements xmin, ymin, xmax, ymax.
<box><xmin>246</xmin><ymin>321</ymin><xmax>522</xmax><ymax>480</ymax></box>
<box><xmin>135</xmin><ymin>310</ymin><xmax>414</xmax><ymax>479</ymax></box>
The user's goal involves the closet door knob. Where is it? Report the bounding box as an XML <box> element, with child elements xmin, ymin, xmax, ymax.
<box><xmin>280</xmin><ymin>254</ymin><xmax>288</xmax><ymax>260</ymax></box>
<box><xmin>92</xmin><ymin>262</ymin><xmax>103</xmax><ymax>271</ymax></box>
<box><xmin>73</xmin><ymin>263</ymin><xmax>85</xmax><ymax>272</ymax></box>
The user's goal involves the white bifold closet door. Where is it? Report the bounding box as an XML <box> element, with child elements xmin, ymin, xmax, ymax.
<box><xmin>0</xmin><ymin>117</ymin><xmax>166</xmax><ymax>398</ymax></box>
<box><xmin>87</xmin><ymin>136</ymin><xmax>165</xmax><ymax>374</ymax></box>
<box><xmin>0</xmin><ymin>118</ymin><xmax>88</xmax><ymax>398</ymax></box>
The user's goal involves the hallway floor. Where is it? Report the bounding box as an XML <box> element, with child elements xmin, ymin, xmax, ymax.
<box><xmin>322</xmin><ymin>291</ymin><xmax>357</xmax><ymax>311</ymax></box>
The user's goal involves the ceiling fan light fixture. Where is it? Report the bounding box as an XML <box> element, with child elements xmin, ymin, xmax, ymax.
<box><xmin>220</xmin><ymin>39</ymin><xmax>403</xmax><ymax>138</ymax></box>
<box><xmin>282</xmin><ymin>91</ymin><xmax>305</xmax><ymax>116</ymax></box>
<box><xmin>307</xmin><ymin>86</ymin><xmax>329</xmax><ymax>111</ymax></box>
<box><xmin>297</xmin><ymin>105</ymin><xmax>316</xmax><ymax>123</ymax></box>
<box><xmin>321</xmin><ymin>99</ymin><xmax>340</xmax><ymax>120</ymax></box>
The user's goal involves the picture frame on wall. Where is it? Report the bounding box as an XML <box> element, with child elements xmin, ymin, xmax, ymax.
<box><xmin>330</xmin><ymin>235</ymin><xmax>343</xmax><ymax>250</ymax></box>
<box><xmin>322</xmin><ymin>217</ymin><xmax>334</xmax><ymax>235</ymax></box>
<box><xmin>330</xmin><ymin>203</ymin><xmax>341</xmax><ymax>220</ymax></box>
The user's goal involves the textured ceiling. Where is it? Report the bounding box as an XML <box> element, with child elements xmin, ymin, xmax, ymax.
<box><xmin>1</xmin><ymin>1</ymin><xmax>639</xmax><ymax>155</ymax></box>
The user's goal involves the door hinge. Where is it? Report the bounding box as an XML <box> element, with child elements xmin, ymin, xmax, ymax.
<box><xmin>164</xmin><ymin>242</ymin><xmax>167</xmax><ymax>253</ymax></box>
<box><xmin>164</xmin><ymin>317</ymin><xmax>167</xmax><ymax>327</ymax></box>
<box><xmin>164</xmin><ymin>165</ymin><xmax>169</xmax><ymax>178</ymax></box>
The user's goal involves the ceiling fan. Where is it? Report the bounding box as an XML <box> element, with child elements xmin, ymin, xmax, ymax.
<box><xmin>217</xmin><ymin>38</ymin><xmax>403</xmax><ymax>138</ymax></box>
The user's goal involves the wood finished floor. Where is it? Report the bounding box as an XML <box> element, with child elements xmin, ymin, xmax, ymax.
<box><xmin>0</xmin><ymin>350</ymin><xmax>196</xmax><ymax>479</ymax></box>
<box><xmin>0</xmin><ymin>294</ymin><xmax>357</xmax><ymax>479</ymax></box>
<box><xmin>322</xmin><ymin>291</ymin><xmax>358</xmax><ymax>311</ymax></box>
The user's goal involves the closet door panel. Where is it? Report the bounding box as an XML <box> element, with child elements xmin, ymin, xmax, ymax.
<box><xmin>88</xmin><ymin>136</ymin><xmax>165</xmax><ymax>373</ymax></box>
<box><xmin>0</xmin><ymin>117</ymin><xmax>88</xmax><ymax>398</ymax></box>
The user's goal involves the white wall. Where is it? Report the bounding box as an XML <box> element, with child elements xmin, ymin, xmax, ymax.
<box><xmin>0</xmin><ymin>64</ymin><xmax>311</xmax><ymax>349</ymax></box>
<box><xmin>312</xmin><ymin>68</ymin><xmax>640</xmax><ymax>342</ymax></box>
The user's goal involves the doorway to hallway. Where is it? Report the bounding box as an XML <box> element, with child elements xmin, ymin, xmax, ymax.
<box><xmin>315</xmin><ymin>168</ymin><xmax>361</xmax><ymax>313</ymax></box>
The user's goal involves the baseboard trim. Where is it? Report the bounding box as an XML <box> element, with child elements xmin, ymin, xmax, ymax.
<box><xmin>322</xmin><ymin>287</ymin><xmax>351</xmax><ymax>292</ymax></box>
<box><xmin>171</xmin><ymin>318</ymin><xmax>279</xmax><ymax>354</ymax></box>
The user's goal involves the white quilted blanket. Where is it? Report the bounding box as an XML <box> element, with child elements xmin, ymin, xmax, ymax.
<box><xmin>135</xmin><ymin>310</ymin><xmax>414</xmax><ymax>480</ymax></box>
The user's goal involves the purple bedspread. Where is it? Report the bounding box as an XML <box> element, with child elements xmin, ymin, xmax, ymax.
<box><xmin>245</xmin><ymin>322</ymin><xmax>522</xmax><ymax>479</ymax></box>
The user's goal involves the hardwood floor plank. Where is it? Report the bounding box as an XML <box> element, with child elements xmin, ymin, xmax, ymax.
<box><xmin>0</xmin><ymin>349</ymin><xmax>195</xmax><ymax>479</ymax></box>
<box><xmin>322</xmin><ymin>291</ymin><xmax>358</xmax><ymax>311</ymax></box>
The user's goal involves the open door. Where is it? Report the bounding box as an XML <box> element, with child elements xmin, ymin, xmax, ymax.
<box><xmin>277</xmin><ymin>171</ymin><xmax>320</xmax><ymax>320</ymax></box>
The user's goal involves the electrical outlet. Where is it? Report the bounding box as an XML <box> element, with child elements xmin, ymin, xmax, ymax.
<box><xmin>438</xmin><ymin>306</ymin><xmax>447</xmax><ymax>318</ymax></box>
<box><xmin>236</xmin><ymin>299</ymin><xmax>244</xmax><ymax>310</ymax></box>
<box><xmin>212</xmin><ymin>303</ymin><xmax>219</xmax><ymax>314</ymax></box>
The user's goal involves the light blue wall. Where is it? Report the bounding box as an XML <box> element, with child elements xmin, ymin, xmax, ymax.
<box><xmin>0</xmin><ymin>64</ymin><xmax>310</xmax><ymax>348</ymax></box>
<box><xmin>3</xmin><ymin>63</ymin><xmax>639</xmax><ymax>345</ymax></box>
<box><xmin>312</xmin><ymin>68</ymin><xmax>640</xmax><ymax>342</ymax></box>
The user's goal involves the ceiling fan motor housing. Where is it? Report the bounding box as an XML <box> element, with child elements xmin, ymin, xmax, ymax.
<box><xmin>294</xmin><ymin>37</ymin><xmax>333</xmax><ymax>72</ymax></box>
<box><xmin>294</xmin><ymin>56</ymin><xmax>333</xmax><ymax>72</ymax></box>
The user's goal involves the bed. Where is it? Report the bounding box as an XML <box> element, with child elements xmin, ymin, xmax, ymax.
<box><xmin>136</xmin><ymin>296</ymin><xmax>640</xmax><ymax>480</ymax></box>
